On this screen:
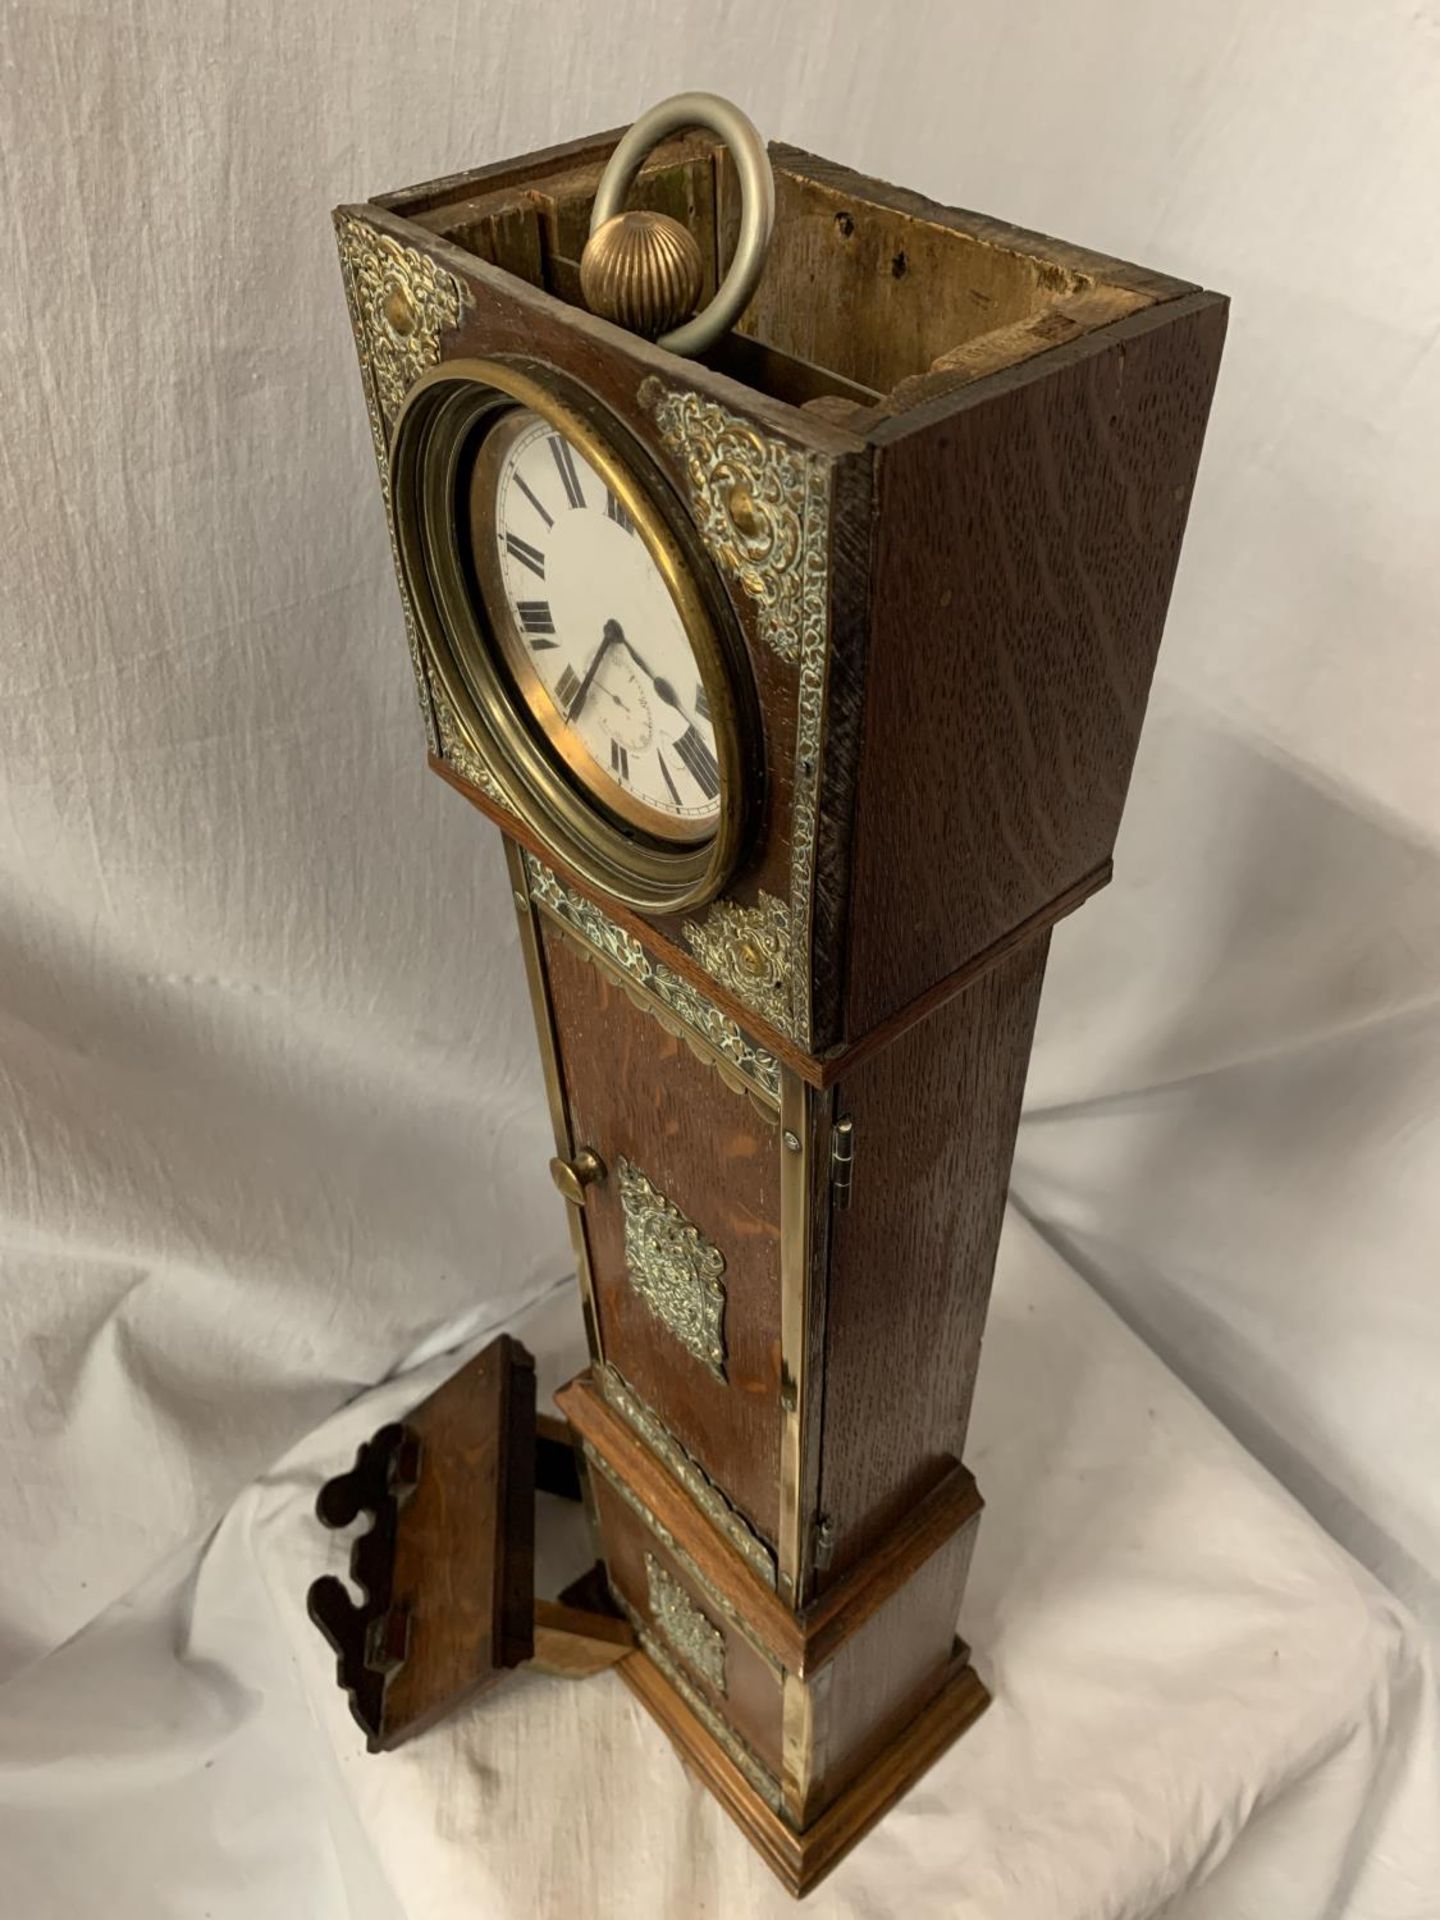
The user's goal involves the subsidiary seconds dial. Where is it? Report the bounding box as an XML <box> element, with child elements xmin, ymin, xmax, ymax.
<box><xmin>472</xmin><ymin>409</ymin><xmax>722</xmax><ymax>844</ymax></box>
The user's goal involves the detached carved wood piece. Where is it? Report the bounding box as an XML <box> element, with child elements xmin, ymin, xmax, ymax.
<box><xmin>314</xmin><ymin>93</ymin><xmax>1226</xmax><ymax>1895</ymax></box>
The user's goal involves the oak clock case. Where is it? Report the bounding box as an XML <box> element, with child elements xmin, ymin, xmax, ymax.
<box><xmin>318</xmin><ymin>96</ymin><xmax>1227</xmax><ymax>1898</ymax></box>
<box><xmin>390</xmin><ymin>357</ymin><xmax>755</xmax><ymax>914</ymax></box>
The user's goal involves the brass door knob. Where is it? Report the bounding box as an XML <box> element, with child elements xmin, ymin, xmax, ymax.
<box><xmin>549</xmin><ymin>1149</ymin><xmax>607</xmax><ymax>1208</ymax></box>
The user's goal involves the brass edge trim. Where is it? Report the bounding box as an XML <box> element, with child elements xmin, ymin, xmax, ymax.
<box><xmin>597</xmin><ymin>1364</ymin><xmax>778</xmax><ymax>1590</ymax></box>
<box><xmin>334</xmin><ymin>213</ymin><xmax>468</xmax><ymax>755</ymax></box>
<box><xmin>643</xmin><ymin>382</ymin><xmax>832</xmax><ymax>1050</ymax></box>
<box><xmin>610</xmin><ymin>1587</ymin><xmax>786</xmax><ymax>1818</ymax></box>
<box><xmin>785</xmin><ymin>446</ymin><xmax>831</xmax><ymax>1052</ymax></box>
<box><xmin>504</xmin><ymin>840</ymin><xmax>603</xmax><ymax>1364</ymax></box>
<box><xmin>525</xmin><ymin>852</ymin><xmax>782</xmax><ymax>1108</ymax></box>
<box><xmin>776</xmin><ymin>1067</ymin><xmax>813</xmax><ymax>1604</ymax></box>
<box><xmin>781</xmin><ymin>1667</ymin><xmax>817</xmax><ymax>1826</ymax></box>
<box><xmin>548</xmin><ymin>918</ymin><xmax>778</xmax><ymax>1120</ymax></box>
<box><xmin>584</xmin><ymin>1443</ymin><xmax>782</xmax><ymax>1677</ymax></box>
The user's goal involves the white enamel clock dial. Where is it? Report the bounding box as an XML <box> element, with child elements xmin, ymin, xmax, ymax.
<box><xmin>472</xmin><ymin>408</ymin><xmax>722</xmax><ymax>844</ymax></box>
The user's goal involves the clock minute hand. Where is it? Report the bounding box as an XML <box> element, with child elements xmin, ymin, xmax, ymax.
<box><xmin>565</xmin><ymin>618</ymin><xmax>623</xmax><ymax>721</ymax></box>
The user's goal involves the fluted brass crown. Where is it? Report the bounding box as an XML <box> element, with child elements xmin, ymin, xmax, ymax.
<box><xmin>580</xmin><ymin>209</ymin><xmax>704</xmax><ymax>340</ymax></box>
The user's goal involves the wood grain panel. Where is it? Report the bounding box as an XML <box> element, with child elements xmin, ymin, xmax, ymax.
<box><xmin>817</xmin><ymin>937</ymin><xmax>1051</xmax><ymax>1578</ymax></box>
<box><xmin>542</xmin><ymin>923</ymin><xmax>784</xmax><ymax>1543</ymax></box>
<box><xmin>844</xmin><ymin>292</ymin><xmax>1228</xmax><ymax>1034</ymax></box>
<box><xmin>807</xmin><ymin>1519</ymin><xmax>979</xmax><ymax>1818</ymax></box>
<box><xmin>383</xmin><ymin>1335</ymin><xmax>534</xmax><ymax>1741</ymax></box>
<box><xmin>619</xmin><ymin>1648</ymin><xmax>989</xmax><ymax>1896</ymax></box>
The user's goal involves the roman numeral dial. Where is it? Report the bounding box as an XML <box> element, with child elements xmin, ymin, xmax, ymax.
<box><xmin>476</xmin><ymin>407</ymin><xmax>727</xmax><ymax>847</ymax></box>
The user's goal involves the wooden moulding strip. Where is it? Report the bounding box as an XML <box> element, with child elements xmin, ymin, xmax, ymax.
<box><xmin>430</xmin><ymin>755</ymin><xmax>1108</xmax><ymax>1086</ymax></box>
<box><xmin>619</xmin><ymin>1643</ymin><xmax>990</xmax><ymax>1896</ymax></box>
<box><xmin>556</xmin><ymin>1374</ymin><xmax>982</xmax><ymax>1675</ymax></box>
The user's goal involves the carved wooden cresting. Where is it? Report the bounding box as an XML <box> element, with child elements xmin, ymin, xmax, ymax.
<box><xmin>324</xmin><ymin>121</ymin><xmax>1226</xmax><ymax>1895</ymax></box>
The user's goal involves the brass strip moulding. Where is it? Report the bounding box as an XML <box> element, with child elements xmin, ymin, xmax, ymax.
<box><xmin>596</xmin><ymin>1364</ymin><xmax>778</xmax><ymax>1590</ymax></box>
<box><xmin>776</xmin><ymin>1066</ymin><xmax>828</xmax><ymax>1607</ymax></box>
<box><xmin>505</xmin><ymin>840</ymin><xmax>603</xmax><ymax>1365</ymax></box>
<box><xmin>781</xmin><ymin>1665</ymin><xmax>826</xmax><ymax>1827</ymax></box>
<box><xmin>525</xmin><ymin>853</ymin><xmax>782</xmax><ymax>1109</ymax></box>
<box><xmin>582</xmin><ymin>1443</ymin><xmax>781</xmax><ymax>1677</ymax></box>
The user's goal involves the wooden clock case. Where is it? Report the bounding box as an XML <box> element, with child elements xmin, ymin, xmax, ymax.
<box><xmin>321</xmin><ymin>125</ymin><xmax>1226</xmax><ymax>1894</ymax></box>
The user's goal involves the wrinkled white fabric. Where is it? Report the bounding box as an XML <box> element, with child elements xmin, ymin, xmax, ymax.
<box><xmin>1</xmin><ymin>1227</ymin><xmax>1435</xmax><ymax>1920</ymax></box>
<box><xmin>3</xmin><ymin>0</ymin><xmax>1438</xmax><ymax>1911</ymax></box>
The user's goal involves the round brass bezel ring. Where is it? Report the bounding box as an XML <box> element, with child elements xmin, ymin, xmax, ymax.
<box><xmin>390</xmin><ymin>357</ymin><xmax>756</xmax><ymax>915</ymax></box>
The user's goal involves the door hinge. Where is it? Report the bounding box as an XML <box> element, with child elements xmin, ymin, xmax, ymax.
<box><xmin>811</xmin><ymin>1514</ymin><xmax>835</xmax><ymax>1573</ymax></box>
<box><xmin>830</xmin><ymin>1116</ymin><xmax>855</xmax><ymax>1209</ymax></box>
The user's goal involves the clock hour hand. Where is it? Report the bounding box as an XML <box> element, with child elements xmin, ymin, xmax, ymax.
<box><xmin>565</xmin><ymin>618</ymin><xmax>623</xmax><ymax>721</ymax></box>
<box><xmin>612</xmin><ymin>635</ymin><xmax>687</xmax><ymax>723</ymax></box>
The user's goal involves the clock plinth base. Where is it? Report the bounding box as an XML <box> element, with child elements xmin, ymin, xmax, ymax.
<box><xmin>618</xmin><ymin>1642</ymin><xmax>990</xmax><ymax>1897</ymax></box>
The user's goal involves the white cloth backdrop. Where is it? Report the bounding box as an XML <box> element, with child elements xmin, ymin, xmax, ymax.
<box><xmin>1</xmin><ymin>0</ymin><xmax>1437</xmax><ymax>1906</ymax></box>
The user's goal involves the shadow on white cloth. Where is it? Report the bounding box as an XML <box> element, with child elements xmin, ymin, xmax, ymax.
<box><xmin>1016</xmin><ymin>696</ymin><xmax>1440</xmax><ymax>1642</ymax></box>
<box><xmin>1</xmin><ymin>1219</ymin><xmax>1434</xmax><ymax>1920</ymax></box>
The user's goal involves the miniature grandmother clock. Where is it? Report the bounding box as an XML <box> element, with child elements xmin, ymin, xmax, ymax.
<box><xmin>308</xmin><ymin>94</ymin><xmax>1226</xmax><ymax>1892</ymax></box>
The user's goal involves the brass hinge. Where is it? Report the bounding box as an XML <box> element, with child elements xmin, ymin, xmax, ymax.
<box><xmin>830</xmin><ymin>1117</ymin><xmax>855</xmax><ymax>1209</ymax></box>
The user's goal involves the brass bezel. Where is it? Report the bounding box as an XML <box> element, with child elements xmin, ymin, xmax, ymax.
<box><xmin>471</xmin><ymin>409</ymin><xmax>717</xmax><ymax>847</ymax></box>
<box><xmin>391</xmin><ymin>357</ymin><xmax>755</xmax><ymax>914</ymax></box>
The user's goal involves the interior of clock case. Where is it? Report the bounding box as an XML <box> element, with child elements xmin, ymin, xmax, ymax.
<box><xmin>376</xmin><ymin>132</ymin><xmax>1167</xmax><ymax>430</ymax></box>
